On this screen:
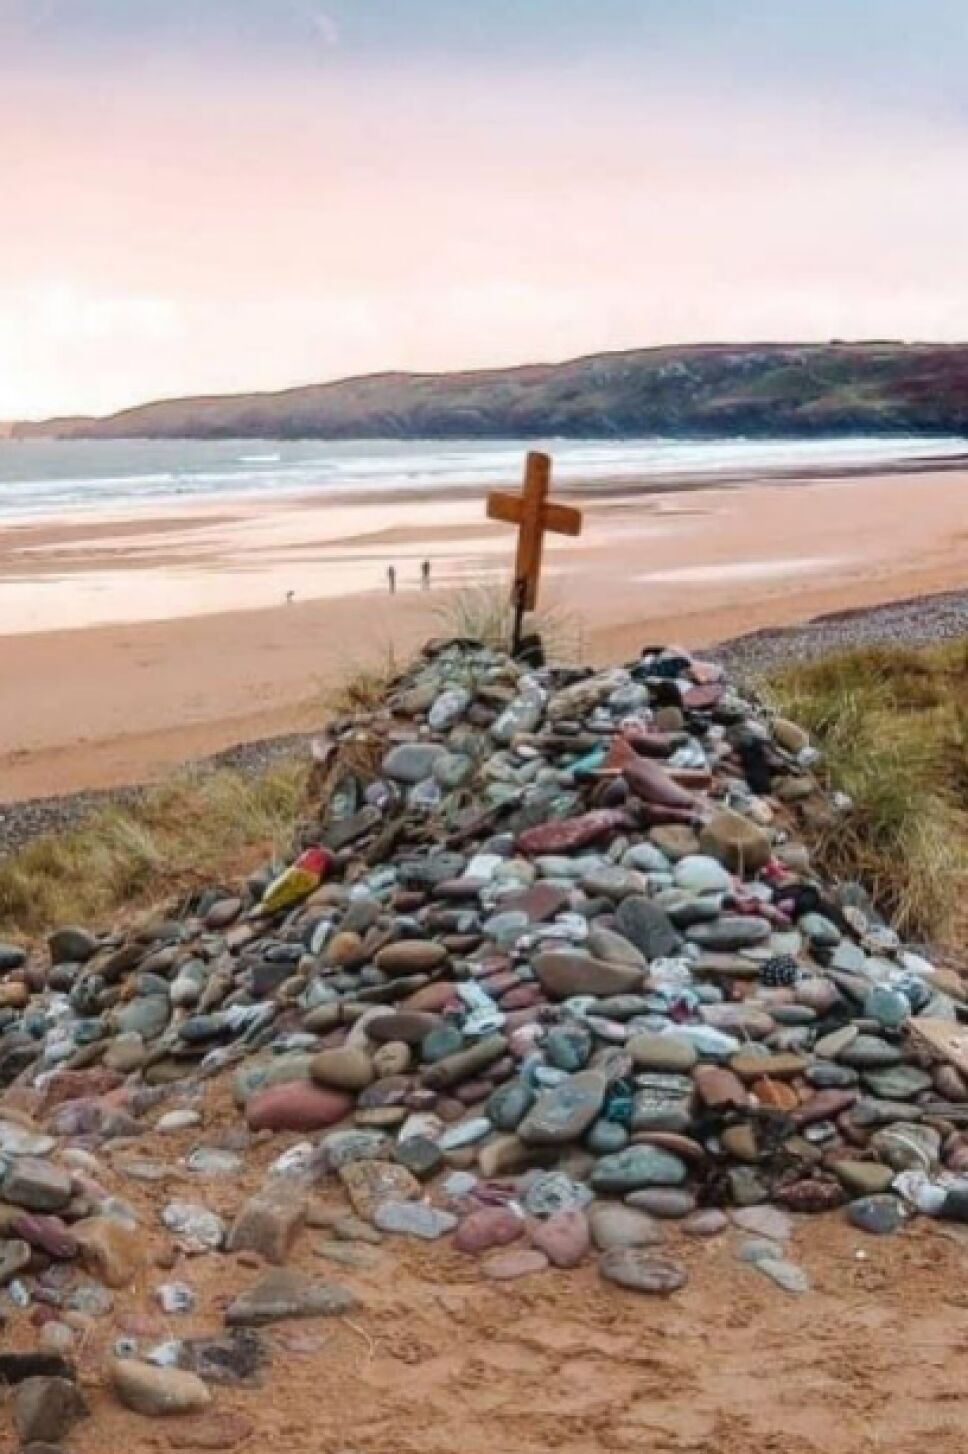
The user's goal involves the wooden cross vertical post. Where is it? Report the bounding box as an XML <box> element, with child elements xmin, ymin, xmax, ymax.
<box><xmin>487</xmin><ymin>451</ymin><xmax>583</xmax><ymax>656</ymax></box>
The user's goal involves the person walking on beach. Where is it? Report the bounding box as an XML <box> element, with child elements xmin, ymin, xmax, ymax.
<box><xmin>421</xmin><ymin>559</ymin><xmax>431</xmax><ymax>591</ymax></box>
<box><xmin>387</xmin><ymin>564</ymin><xmax>397</xmax><ymax>595</ymax></box>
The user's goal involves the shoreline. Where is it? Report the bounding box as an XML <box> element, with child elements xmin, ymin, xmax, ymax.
<box><xmin>0</xmin><ymin>459</ymin><xmax>966</xmax><ymax>803</ymax></box>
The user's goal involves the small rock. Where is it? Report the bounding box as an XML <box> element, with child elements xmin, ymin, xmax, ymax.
<box><xmin>11</xmin><ymin>1376</ymin><xmax>88</xmax><ymax>1444</ymax></box>
<box><xmin>846</xmin><ymin>1194</ymin><xmax>906</xmax><ymax>1235</ymax></box>
<box><xmin>373</xmin><ymin>1201</ymin><xmax>457</xmax><ymax>1239</ymax></box>
<box><xmin>225</xmin><ymin>1269</ymin><xmax>357</xmax><ymax>1326</ymax></box>
<box><xmin>589</xmin><ymin>1203</ymin><xmax>663</xmax><ymax>1251</ymax></box>
<box><xmin>598</xmin><ymin>1249</ymin><xmax>688</xmax><ymax>1295</ymax></box>
<box><xmin>111</xmin><ymin>1359</ymin><xmax>212</xmax><ymax>1417</ymax></box>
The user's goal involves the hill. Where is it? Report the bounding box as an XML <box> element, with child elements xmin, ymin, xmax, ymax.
<box><xmin>13</xmin><ymin>341</ymin><xmax>968</xmax><ymax>440</ymax></box>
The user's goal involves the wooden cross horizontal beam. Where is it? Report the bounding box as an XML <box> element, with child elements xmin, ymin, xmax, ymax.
<box><xmin>486</xmin><ymin>450</ymin><xmax>583</xmax><ymax>612</ymax></box>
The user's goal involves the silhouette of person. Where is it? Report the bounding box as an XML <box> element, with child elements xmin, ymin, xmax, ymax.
<box><xmin>387</xmin><ymin>564</ymin><xmax>397</xmax><ymax>595</ymax></box>
<box><xmin>421</xmin><ymin>559</ymin><xmax>431</xmax><ymax>591</ymax></box>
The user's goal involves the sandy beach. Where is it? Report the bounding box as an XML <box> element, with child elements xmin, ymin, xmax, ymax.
<box><xmin>1</xmin><ymin>463</ymin><xmax>966</xmax><ymax>801</ymax></box>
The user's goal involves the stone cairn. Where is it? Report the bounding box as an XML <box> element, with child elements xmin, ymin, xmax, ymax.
<box><xmin>1</xmin><ymin>637</ymin><xmax>967</xmax><ymax>1445</ymax></box>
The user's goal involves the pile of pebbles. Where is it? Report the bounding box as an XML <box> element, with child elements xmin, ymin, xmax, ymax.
<box><xmin>1</xmin><ymin>635</ymin><xmax>967</xmax><ymax>1447</ymax></box>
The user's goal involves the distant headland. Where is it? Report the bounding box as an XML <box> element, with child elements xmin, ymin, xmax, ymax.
<box><xmin>11</xmin><ymin>341</ymin><xmax>968</xmax><ymax>441</ymax></box>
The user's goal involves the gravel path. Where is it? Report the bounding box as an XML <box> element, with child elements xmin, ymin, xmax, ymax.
<box><xmin>2</xmin><ymin>587</ymin><xmax>966</xmax><ymax>861</ymax></box>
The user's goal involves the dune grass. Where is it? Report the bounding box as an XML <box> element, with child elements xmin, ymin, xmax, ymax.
<box><xmin>434</xmin><ymin>581</ymin><xmax>583</xmax><ymax>661</ymax></box>
<box><xmin>767</xmin><ymin>639</ymin><xmax>968</xmax><ymax>944</ymax></box>
<box><xmin>0</xmin><ymin>760</ymin><xmax>308</xmax><ymax>940</ymax></box>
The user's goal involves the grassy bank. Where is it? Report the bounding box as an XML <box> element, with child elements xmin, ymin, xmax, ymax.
<box><xmin>767</xmin><ymin>639</ymin><xmax>968</xmax><ymax>944</ymax></box>
<box><xmin>0</xmin><ymin>760</ymin><xmax>308</xmax><ymax>939</ymax></box>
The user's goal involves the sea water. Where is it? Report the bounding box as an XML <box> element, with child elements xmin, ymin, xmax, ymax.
<box><xmin>0</xmin><ymin>434</ymin><xmax>964</xmax><ymax>521</ymax></box>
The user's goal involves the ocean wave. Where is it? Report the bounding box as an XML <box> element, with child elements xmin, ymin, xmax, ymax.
<box><xmin>0</xmin><ymin>435</ymin><xmax>965</xmax><ymax>521</ymax></box>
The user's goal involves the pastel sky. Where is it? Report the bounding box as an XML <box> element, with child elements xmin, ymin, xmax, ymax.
<box><xmin>2</xmin><ymin>0</ymin><xmax>967</xmax><ymax>418</ymax></box>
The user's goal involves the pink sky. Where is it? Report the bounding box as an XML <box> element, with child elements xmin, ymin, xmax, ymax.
<box><xmin>3</xmin><ymin>38</ymin><xmax>968</xmax><ymax>418</ymax></box>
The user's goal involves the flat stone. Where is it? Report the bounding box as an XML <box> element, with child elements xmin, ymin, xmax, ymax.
<box><xmin>526</xmin><ymin>1208</ymin><xmax>590</xmax><ymax>1267</ymax></box>
<box><xmin>49</xmin><ymin>926</ymin><xmax>97</xmax><ymax>963</ymax></box>
<box><xmin>838</xmin><ymin>1035</ymin><xmax>902</xmax><ymax>1070</ymax></box>
<box><xmin>367</xmin><ymin>1011</ymin><xmax>441</xmax><ymax>1045</ymax></box>
<box><xmin>455</xmin><ymin>1206</ymin><xmax>524</xmax><ymax>1254</ymax></box>
<box><xmin>871</xmin><ymin>1123</ymin><xmax>940</xmax><ymax>1174</ymax></box>
<box><xmin>487</xmin><ymin>1079</ymin><xmax>535</xmax><ymax>1132</ymax></box>
<box><xmin>686</xmin><ymin>916</ymin><xmax>771</xmax><ymax>951</ymax></box>
<box><xmin>375</xmin><ymin>941</ymin><xmax>449</xmax><ymax>976</ymax></box>
<box><xmin>373</xmin><ymin>1201</ymin><xmax>457</xmax><ymax>1240</ymax></box>
<box><xmin>421</xmin><ymin>1035</ymin><xmax>508</xmax><ymax>1090</ymax></box>
<box><xmin>225</xmin><ymin>1269</ymin><xmax>358</xmax><ymax>1326</ymax></box>
<box><xmin>862</xmin><ymin>1065</ymin><xmax>933</xmax><ymax>1100</ymax></box>
<box><xmin>615</xmin><ymin>898</ymin><xmax>683</xmax><ymax>961</ymax></box>
<box><xmin>311</xmin><ymin>1048</ymin><xmax>375</xmax><ymax>1091</ymax></box>
<box><xmin>625</xmin><ymin>1187</ymin><xmax>696</xmax><ymax>1219</ymax></box>
<box><xmin>0</xmin><ymin>1237</ymin><xmax>33</xmax><ymax>1283</ymax></box>
<box><xmin>590</xmin><ymin>1145</ymin><xmax>688</xmax><ymax>1192</ymax></box>
<box><xmin>699</xmin><ymin>810</ymin><xmax>771</xmax><ymax>874</ymax></box>
<box><xmin>649</xmin><ymin>825</ymin><xmax>700</xmax><ymax>861</ymax></box>
<box><xmin>731</xmin><ymin>1206</ymin><xmax>792</xmax><ymax>1241</ymax></box>
<box><xmin>11</xmin><ymin>1376</ymin><xmax>88</xmax><ymax>1444</ymax></box>
<box><xmin>673</xmin><ymin>855</ymin><xmax>733</xmax><ymax>893</ymax></box>
<box><xmin>832</xmin><ymin>1160</ymin><xmax>896</xmax><ymax>1196</ymax></box>
<box><xmin>246</xmin><ymin>1082</ymin><xmax>353</xmax><ymax>1133</ymax></box>
<box><xmin>339</xmin><ymin>1159</ymin><xmax>421</xmax><ymax>1220</ymax></box>
<box><xmin>847</xmin><ymin>1194</ymin><xmax>906</xmax><ymax>1235</ymax></box>
<box><xmin>682</xmin><ymin>1209</ymin><xmax>729</xmax><ymax>1237</ymax></box>
<box><xmin>1</xmin><ymin>1158</ymin><xmax>73</xmax><ymax>1212</ymax></box>
<box><xmin>730</xmin><ymin>1052</ymin><xmax>808</xmax><ymax>1083</ymax></box>
<box><xmin>694</xmin><ymin>1065</ymin><xmax>748</xmax><ymax>1110</ymax></box>
<box><xmin>392</xmin><ymin>1135</ymin><xmax>444</xmax><ymax>1181</ymax></box>
<box><xmin>518</xmin><ymin>1071</ymin><xmax>607</xmax><ymax>1145</ymax></box>
<box><xmin>176</xmin><ymin>1330</ymin><xmax>266</xmax><ymax>1386</ymax></box>
<box><xmin>753</xmin><ymin>1257</ymin><xmax>811</xmax><ymax>1294</ymax></box>
<box><xmin>627</xmin><ymin>1033</ymin><xmax>697</xmax><ymax>1074</ymax></box>
<box><xmin>598</xmin><ymin>1249</ymin><xmax>688</xmax><ymax>1295</ymax></box>
<box><xmin>533</xmin><ymin>951</ymin><xmax>643</xmax><ymax>1000</ymax></box>
<box><xmin>806</xmin><ymin>1063</ymin><xmax>858</xmax><ymax>1090</ymax></box>
<box><xmin>589</xmin><ymin>1203</ymin><xmax>663</xmax><ymax>1251</ymax></box>
<box><xmin>111</xmin><ymin>1360</ymin><xmax>211</xmax><ymax>1417</ymax></box>
<box><xmin>162</xmin><ymin>1201</ymin><xmax>226</xmax><ymax>1253</ymax></box>
<box><xmin>382</xmin><ymin>743</ymin><xmax>448</xmax><ymax>784</ymax></box>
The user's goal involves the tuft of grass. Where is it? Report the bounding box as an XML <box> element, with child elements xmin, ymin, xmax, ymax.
<box><xmin>767</xmin><ymin>640</ymin><xmax>968</xmax><ymax>943</ymax></box>
<box><xmin>0</xmin><ymin>760</ymin><xmax>309</xmax><ymax>940</ymax></box>
<box><xmin>435</xmin><ymin>581</ymin><xmax>582</xmax><ymax>661</ymax></box>
<box><xmin>323</xmin><ymin>641</ymin><xmax>401</xmax><ymax>719</ymax></box>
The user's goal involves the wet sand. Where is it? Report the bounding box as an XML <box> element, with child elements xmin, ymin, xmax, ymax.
<box><xmin>1</xmin><ymin>465</ymin><xmax>966</xmax><ymax>800</ymax></box>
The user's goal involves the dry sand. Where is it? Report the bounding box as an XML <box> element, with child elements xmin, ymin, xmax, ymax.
<box><xmin>7</xmin><ymin>1071</ymin><xmax>968</xmax><ymax>1454</ymax></box>
<box><xmin>1</xmin><ymin>465</ymin><xmax>966</xmax><ymax>800</ymax></box>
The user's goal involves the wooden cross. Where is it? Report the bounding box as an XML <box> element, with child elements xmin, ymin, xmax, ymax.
<box><xmin>486</xmin><ymin>451</ymin><xmax>583</xmax><ymax>613</ymax></box>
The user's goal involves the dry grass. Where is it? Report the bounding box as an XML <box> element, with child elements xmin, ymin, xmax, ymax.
<box><xmin>0</xmin><ymin>759</ymin><xmax>309</xmax><ymax>940</ymax></box>
<box><xmin>767</xmin><ymin>639</ymin><xmax>968</xmax><ymax>943</ymax></box>
<box><xmin>435</xmin><ymin>582</ymin><xmax>583</xmax><ymax>661</ymax></box>
<box><xmin>323</xmin><ymin>640</ymin><xmax>402</xmax><ymax>718</ymax></box>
